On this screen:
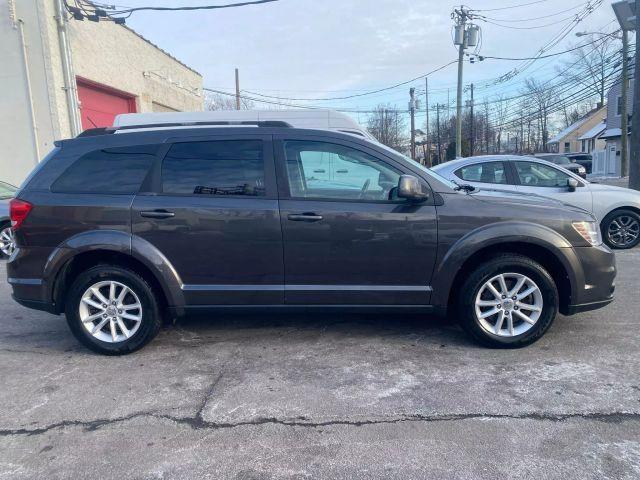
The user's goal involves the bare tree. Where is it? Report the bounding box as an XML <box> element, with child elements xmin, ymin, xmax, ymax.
<box><xmin>367</xmin><ymin>105</ymin><xmax>407</xmax><ymax>152</ymax></box>
<box><xmin>556</xmin><ymin>35</ymin><xmax>619</xmax><ymax>107</ymax></box>
<box><xmin>523</xmin><ymin>78</ymin><xmax>556</xmax><ymax>152</ymax></box>
<box><xmin>205</xmin><ymin>92</ymin><xmax>255</xmax><ymax>111</ymax></box>
<box><xmin>492</xmin><ymin>95</ymin><xmax>510</xmax><ymax>153</ymax></box>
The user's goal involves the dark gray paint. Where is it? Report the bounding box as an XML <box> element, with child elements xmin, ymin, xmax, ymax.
<box><xmin>7</xmin><ymin>126</ymin><xmax>616</xmax><ymax>318</ymax></box>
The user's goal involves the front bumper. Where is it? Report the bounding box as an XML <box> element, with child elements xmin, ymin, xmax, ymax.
<box><xmin>563</xmin><ymin>243</ymin><xmax>616</xmax><ymax>315</ymax></box>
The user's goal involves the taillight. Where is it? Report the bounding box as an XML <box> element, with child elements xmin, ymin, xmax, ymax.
<box><xmin>9</xmin><ymin>199</ymin><xmax>33</xmax><ymax>230</ymax></box>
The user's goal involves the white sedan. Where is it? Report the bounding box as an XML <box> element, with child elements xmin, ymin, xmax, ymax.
<box><xmin>432</xmin><ymin>155</ymin><xmax>640</xmax><ymax>249</ymax></box>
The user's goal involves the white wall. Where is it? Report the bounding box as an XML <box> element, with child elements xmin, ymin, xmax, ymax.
<box><xmin>0</xmin><ymin>0</ymin><xmax>203</xmax><ymax>186</ymax></box>
<box><xmin>0</xmin><ymin>0</ymin><xmax>60</xmax><ymax>186</ymax></box>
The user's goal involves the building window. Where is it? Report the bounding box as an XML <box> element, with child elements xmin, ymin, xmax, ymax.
<box><xmin>616</xmin><ymin>95</ymin><xmax>623</xmax><ymax>116</ymax></box>
<box><xmin>564</xmin><ymin>142</ymin><xmax>570</xmax><ymax>153</ymax></box>
<box><xmin>581</xmin><ymin>140</ymin><xmax>586</xmax><ymax>152</ymax></box>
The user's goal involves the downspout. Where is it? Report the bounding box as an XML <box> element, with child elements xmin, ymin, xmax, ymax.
<box><xmin>54</xmin><ymin>0</ymin><xmax>82</xmax><ymax>136</ymax></box>
<box><xmin>16</xmin><ymin>18</ymin><xmax>40</xmax><ymax>164</ymax></box>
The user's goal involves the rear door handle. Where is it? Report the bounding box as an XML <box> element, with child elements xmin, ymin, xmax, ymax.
<box><xmin>140</xmin><ymin>209</ymin><xmax>175</xmax><ymax>219</ymax></box>
<box><xmin>287</xmin><ymin>213</ymin><xmax>323</xmax><ymax>222</ymax></box>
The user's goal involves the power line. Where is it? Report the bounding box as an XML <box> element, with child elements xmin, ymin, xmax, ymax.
<box><xmin>478</xmin><ymin>2</ymin><xmax>589</xmax><ymax>22</ymax></box>
<box><xmin>471</xmin><ymin>0</ymin><xmax>550</xmax><ymax>13</ymax></box>
<box><xmin>242</xmin><ymin>60</ymin><xmax>458</xmax><ymax>101</ymax></box>
<box><xmin>65</xmin><ymin>0</ymin><xmax>279</xmax><ymax>22</ymax></box>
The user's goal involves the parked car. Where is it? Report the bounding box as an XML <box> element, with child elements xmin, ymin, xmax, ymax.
<box><xmin>565</xmin><ymin>153</ymin><xmax>593</xmax><ymax>174</ymax></box>
<box><xmin>534</xmin><ymin>153</ymin><xmax>587</xmax><ymax>178</ymax></box>
<box><xmin>7</xmin><ymin>117</ymin><xmax>615</xmax><ymax>354</ymax></box>
<box><xmin>0</xmin><ymin>181</ymin><xmax>17</xmax><ymax>258</ymax></box>
<box><xmin>433</xmin><ymin>155</ymin><xmax>640</xmax><ymax>249</ymax></box>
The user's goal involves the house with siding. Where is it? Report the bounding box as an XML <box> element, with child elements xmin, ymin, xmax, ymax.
<box><xmin>547</xmin><ymin>105</ymin><xmax>607</xmax><ymax>154</ymax></box>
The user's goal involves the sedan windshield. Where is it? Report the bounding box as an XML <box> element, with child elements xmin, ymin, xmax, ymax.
<box><xmin>545</xmin><ymin>155</ymin><xmax>572</xmax><ymax>165</ymax></box>
<box><xmin>0</xmin><ymin>181</ymin><xmax>16</xmax><ymax>199</ymax></box>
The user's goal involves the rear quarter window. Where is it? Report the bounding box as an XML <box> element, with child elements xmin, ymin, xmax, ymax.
<box><xmin>51</xmin><ymin>145</ymin><xmax>158</xmax><ymax>194</ymax></box>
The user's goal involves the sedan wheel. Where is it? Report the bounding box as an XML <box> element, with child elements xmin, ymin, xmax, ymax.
<box><xmin>0</xmin><ymin>226</ymin><xmax>15</xmax><ymax>258</ymax></box>
<box><xmin>603</xmin><ymin>210</ymin><xmax>640</xmax><ymax>249</ymax></box>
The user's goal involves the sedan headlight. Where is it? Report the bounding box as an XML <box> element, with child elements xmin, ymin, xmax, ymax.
<box><xmin>578</xmin><ymin>166</ymin><xmax>586</xmax><ymax>174</ymax></box>
<box><xmin>572</xmin><ymin>221</ymin><xmax>602</xmax><ymax>246</ymax></box>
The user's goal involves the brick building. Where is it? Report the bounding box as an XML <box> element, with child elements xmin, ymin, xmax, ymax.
<box><xmin>1</xmin><ymin>0</ymin><xmax>203</xmax><ymax>185</ymax></box>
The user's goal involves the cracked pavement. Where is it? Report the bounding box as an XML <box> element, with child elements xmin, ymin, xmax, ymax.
<box><xmin>1</xmin><ymin>250</ymin><xmax>639</xmax><ymax>479</ymax></box>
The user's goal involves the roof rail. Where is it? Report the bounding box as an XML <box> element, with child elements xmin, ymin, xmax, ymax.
<box><xmin>76</xmin><ymin>120</ymin><xmax>292</xmax><ymax>138</ymax></box>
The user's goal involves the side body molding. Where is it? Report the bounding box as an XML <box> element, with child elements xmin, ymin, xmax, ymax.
<box><xmin>43</xmin><ymin>230</ymin><xmax>185</xmax><ymax>312</ymax></box>
<box><xmin>430</xmin><ymin>221</ymin><xmax>583</xmax><ymax>308</ymax></box>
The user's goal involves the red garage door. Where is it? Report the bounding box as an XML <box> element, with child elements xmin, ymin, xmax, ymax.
<box><xmin>77</xmin><ymin>77</ymin><xmax>136</xmax><ymax>131</ymax></box>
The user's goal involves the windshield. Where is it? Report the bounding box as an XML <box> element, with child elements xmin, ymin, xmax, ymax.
<box><xmin>0</xmin><ymin>181</ymin><xmax>17</xmax><ymax>199</ymax></box>
<box><xmin>375</xmin><ymin>143</ymin><xmax>455</xmax><ymax>189</ymax></box>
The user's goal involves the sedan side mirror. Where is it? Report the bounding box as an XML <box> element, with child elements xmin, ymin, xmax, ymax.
<box><xmin>398</xmin><ymin>175</ymin><xmax>429</xmax><ymax>202</ymax></box>
<box><xmin>567</xmin><ymin>178</ymin><xmax>579</xmax><ymax>192</ymax></box>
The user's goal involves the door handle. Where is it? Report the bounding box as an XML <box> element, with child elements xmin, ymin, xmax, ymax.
<box><xmin>140</xmin><ymin>209</ymin><xmax>175</xmax><ymax>219</ymax></box>
<box><xmin>287</xmin><ymin>213</ymin><xmax>323</xmax><ymax>222</ymax></box>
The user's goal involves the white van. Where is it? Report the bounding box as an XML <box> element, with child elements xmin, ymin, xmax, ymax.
<box><xmin>113</xmin><ymin>109</ymin><xmax>377</xmax><ymax>141</ymax></box>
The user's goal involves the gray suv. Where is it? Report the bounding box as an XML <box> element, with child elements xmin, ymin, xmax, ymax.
<box><xmin>6</xmin><ymin>122</ymin><xmax>616</xmax><ymax>354</ymax></box>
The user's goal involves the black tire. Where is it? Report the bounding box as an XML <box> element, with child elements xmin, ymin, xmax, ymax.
<box><xmin>601</xmin><ymin>209</ymin><xmax>640</xmax><ymax>250</ymax></box>
<box><xmin>457</xmin><ymin>254</ymin><xmax>559</xmax><ymax>348</ymax></box>
<box><xmin>65</xmin><ymin>265</ymin><xmax>162</xmax><ymax>355</ymax></box>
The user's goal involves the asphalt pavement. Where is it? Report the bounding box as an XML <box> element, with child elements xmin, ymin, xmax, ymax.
<box><xmin>0</xmin><ymin>250</ymin><xmax>639</xmax><ymax>479</ymax></box>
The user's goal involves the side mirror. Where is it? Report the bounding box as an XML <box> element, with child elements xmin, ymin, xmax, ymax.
<box><xmin>567</xmin><ymin>178</ymin><xmax>579</xmax><ymax>192</ymax></box>
<box><xmin>398</xmin><ymin>175</ymin><xmax>429</xmax><ymax>202</ymax></box>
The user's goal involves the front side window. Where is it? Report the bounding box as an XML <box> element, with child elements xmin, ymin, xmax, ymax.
<box><xmin>283</xmin><ymin>141</ymin><xmax>401</xmax><ymax>201</ymax></box>
<box><xmin>515</xmin><ymin>161</ymin><xmax>571</xmax><ymax>188</ymax></box>
<box><xmin>162</xmin><ymin>140</ymin><xmax>265</xmax><ymax>196</ymax></box>
<box><xmin>52</xmin><ymin>145</ymin><xmax>157</xmax><ymax>194</ymax></box>
<box><xmin>455</xmin><ymin>161</ymin><xmax>507</xmax><ymax>184</ymax></box>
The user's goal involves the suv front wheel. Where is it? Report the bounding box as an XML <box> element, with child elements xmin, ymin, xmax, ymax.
<box><xmin>65</xmin><ymin>265</ymin><xmax>162</xmax><ymax>355</ymax></box>
<box><xmin>457</xmin><ymin>254</ymin><xmax>559</xmax><ymax>348</ymax></box>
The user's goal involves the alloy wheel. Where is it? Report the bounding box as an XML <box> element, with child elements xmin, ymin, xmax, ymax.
<box><xmin>0</xmin><ymin>227</ymin><xmax>15</xmax><ymax>257</ymax></box>
<box><xmin>474</xmin><ymin>273</ymin><xmax>543</xmax><ymax>337</ymax></box>
<box><xmin>607</xmin><ymin>215</ymin><xmax>640</xmax><ymax>248</ymax></box>
<box><xmin>79</xmin><ymin>281</ymin><xmax>143</xmax><ymax>343</ymax></box>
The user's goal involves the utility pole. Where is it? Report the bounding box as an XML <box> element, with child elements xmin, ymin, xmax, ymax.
<box><xmin>630</xmin><ymin>0</ymin><xmax>640</xmax><ymax>190</ymax></box>
<box><xmin>452</xmin><ymin>6</ymin><xmax>479</xmax><ymax>158</ymax></box>
<box><xmin>235</xmin><ymin>68</ymin><xmax>241</xmax><ymax>110</ymax></box>
<box><xmin>621</xmin><ymin>29</ymin><xmax>629</xmax><ymax>178</ymax></box>
<box><xmin>469</xmin><ymin>83</ymin><xmax>474</xmax><ymax>156</ymax></box>
<box><xmin>425</xmin><ymin>77</ymin><xmax>430</xmax><ymax>166</ymax></box>
<box><xmin>409</xmin><ymin>87</ymin><xmax>416</xmax><ymax>160</ymax></box>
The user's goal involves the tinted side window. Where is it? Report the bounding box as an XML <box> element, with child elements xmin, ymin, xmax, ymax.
<box><xmin>455</xmin><ymin>162</ymin><xmax>507</xmax><ymax>184</ymax></box>
<box><xmin>283</xmin><ymin>141</ymin><xmax>401</xmax><ymax>201</ymax></box>
<box><xmin>162</xmin><ymin>140</ymin><xmax>265</xmax><ymax>196</ymax></box>
<box><xmin>51</xmin><ymin>145</ymin><xmax>157</xmax><ymax>194</ymax></box>
<box><xmin>515</xmin><ymin>161</ymin><xmax>571</xmax><ymax>187</ymax></box>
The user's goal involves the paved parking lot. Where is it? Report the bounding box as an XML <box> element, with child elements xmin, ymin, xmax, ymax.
<box><xmin>1</xmin><ymin>250</ymin><xmax>639</xmax><ymax>480</ymax></box>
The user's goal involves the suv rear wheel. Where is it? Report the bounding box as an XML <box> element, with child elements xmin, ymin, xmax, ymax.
<box><xmin>65</xmin><ymin>265</ymin><xmax>162</xmax><ymax>355</ymax></box>
<box><xmin>457</xmin><ymin>254</ymin><xmax>558</xmax><ymax>348</ymax></box>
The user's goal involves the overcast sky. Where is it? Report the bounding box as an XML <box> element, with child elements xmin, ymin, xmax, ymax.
<box><xmin>122</xmin><ymin>0</ymin><xmax>620</xmax><ymax>123</ymax></box>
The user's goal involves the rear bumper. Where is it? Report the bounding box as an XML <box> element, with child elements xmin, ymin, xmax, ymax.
<box><xmin>11</xmin><ymin>294</ymin><xmax>57</xmax><ymax>314</ymax></box>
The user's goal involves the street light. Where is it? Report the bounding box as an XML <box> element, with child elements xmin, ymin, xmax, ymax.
<box><xmin>575</xmin><ymin>30</ymin><xmax>628</xmax><ymax>176</ymax></box>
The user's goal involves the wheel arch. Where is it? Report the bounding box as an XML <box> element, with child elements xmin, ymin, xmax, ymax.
<box><xmin>44</xmin><ymin>230</ymin><xmax>184</xmax><ymax>314</ymax></box>
<box><xmin>432</xmin><ymin>222</ymin><xmax>580</xmax><ymax>316</ymax></box>
<box><xmin>445</xmin><ymin>242</ymin><xmax>574</xmax><ymax>315</ymax></box>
